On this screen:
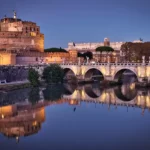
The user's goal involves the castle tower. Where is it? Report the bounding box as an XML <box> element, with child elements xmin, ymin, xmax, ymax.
<box><xmin>104</xmin><ymin>38</ymin><xmax>110</xmax><ymax>46</ymax></box>
<box><xmin>13</xmin><ymin>10</ymin><xmax>17</xmax><ymax>19</ymax></box>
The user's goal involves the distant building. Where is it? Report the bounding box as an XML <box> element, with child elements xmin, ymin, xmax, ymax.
<box><xmin>67</xmin><ymin>38</ymin><xmax>124</xmax><ymax>51</ymax></box>
<box><xmin>66</xmin><ymin>38</ymin><xmax>124</xmax><ymax>63</ymax></box>
<box><xmin>66</xmin><ymin>38</ymin><xmax>145</xmax><ymax>63</ymax></box>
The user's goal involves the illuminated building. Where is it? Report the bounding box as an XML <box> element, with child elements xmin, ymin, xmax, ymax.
<box><xmin>0</xmin><ymin>11</ymin><xmax>78</xmax><ymax>65</ymax></box>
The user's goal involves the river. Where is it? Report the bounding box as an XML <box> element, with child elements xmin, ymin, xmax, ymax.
<box><xmin>0</xmin><ymin>83</ymin><xmax>150</xmax><ymax>150</ymax></box>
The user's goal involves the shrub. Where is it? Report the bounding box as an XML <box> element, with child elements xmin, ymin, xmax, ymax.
<box><xmin>42</xmin><ymin>64</ymin><xmax>64</xmax><ymax>84</ymax></box>
<box><xmin>28</xmin><ymin>68</ymin><xmax>40</xmax><ymax>87</ymax></box>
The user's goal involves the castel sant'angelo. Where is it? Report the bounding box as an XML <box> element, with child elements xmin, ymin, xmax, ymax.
<box><xmin>0</xmin><ymin>11</ymin><xmax>75</xmax><ymax>65</ymax></box>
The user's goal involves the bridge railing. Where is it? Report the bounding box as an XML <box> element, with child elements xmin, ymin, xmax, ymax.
<box><xmin>61</xmin><ymin>62</ymin><xmax>150</xmax><ymax>66</ymax></box>
<box><xmin>0</xmin><ymin>62</ymin><xmax>150</xmax><ymax>68</ymax></box>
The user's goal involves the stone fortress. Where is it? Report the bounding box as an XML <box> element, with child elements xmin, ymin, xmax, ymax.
<box><xmin>0</xmin><ymin>11</ymin><xmax>44</xmax><ymax>52</ymax></box>
<box><xmin>0</xmin><ymin>11</ymin><xmax>75</xmax><ymax>65</ymax></box>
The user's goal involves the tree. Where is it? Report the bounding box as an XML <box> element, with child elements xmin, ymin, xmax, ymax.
<box><xmin>96</xmin><ymin>46</ymin><xmax>114</xmax><ymax>62</ymax></box>
<box><xmin>43</xmin><ymin>84</ymin><xmax>64</xmax><ymax>101</ymax></box>
<box><xmin>44</xmin><ymin>47</ymin><xmax>68</xmax><ymax>53</ymax></box>
<box><xmin>78</xmin><ymin>51</ymin><xmax>93</xmax><ymax>60</ymax></box>
<box><xmin>42</xmin><ymin>64</ymin><xmax>64</xmax><ymax>84</ymax></box>
<box><xmin>84</xmin><ymin>51</ymin><xmax>93</xmax><ymax>60</ymax></box>
<box><xmin>28</xmin><ymin>88</ymin><xmax>40</xmax><ymax>105</ymax></box>
<box><xmin>121</xmin><ymin>42</ymin><xmax>150</xmax><ymax>62</ymax></box>
<box><xmin>28</xmin><ymin>68</ymin><xmax>40</xmax><ymax>87</ymax></box>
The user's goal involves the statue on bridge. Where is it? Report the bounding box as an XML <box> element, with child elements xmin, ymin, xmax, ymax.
<box><xmin>142</xmin><ymin>56</ymin><xmax>145</xmax><ymax>64</ymax></box>
<box><xmin>78</xmin><ymin>57</ymin><xmax>81</xmax><ymax>65</ymax></box>
<box><xmin>86</xmin><ymin>56</ymin><xmax>89</xmax><ymax>64</ymax></box>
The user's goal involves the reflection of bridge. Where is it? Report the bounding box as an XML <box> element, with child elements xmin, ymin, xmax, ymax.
<box><xmin>63</xmin><ymin>84</ymin><xmax>150</xmax><ymax>112</ymax></box>
<box><xmin>0</xmin><ymin>62</ymin><xmax>150</xmax><ymax>83</ymax></box>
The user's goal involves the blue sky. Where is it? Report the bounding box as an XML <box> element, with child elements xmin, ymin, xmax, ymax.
<box><xmin>0</xmin><ymin>0</ymin><xmax>150</xmax><ymax>48</ymax></box>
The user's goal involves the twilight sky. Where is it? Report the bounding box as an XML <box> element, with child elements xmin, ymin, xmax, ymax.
<box><xmin>0</xmin><ymin>0</ymin><xmax>150</xmax><ymax>48</ymax></box>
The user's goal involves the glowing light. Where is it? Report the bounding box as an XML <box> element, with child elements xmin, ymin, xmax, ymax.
<box><xmin>146</xmin><ymin>96</ymin><xmax>150</xmax><ymax>107</ymax></box>
<box><xmin>130</xmin><ymin>83</ymin><xmax>135</xmax><ymax>90</ymax></box>
<box><xmin>32</xmin><ymin>121</ymin><xmax>37</xmax><ymax>126</ymax></box>
<box><xmin>81</xmin><ymin>90</ymin><xmax>85</xmax><ymax>99</ymax></box>
<box><xmin>1</xmin><ymin>114</ymin><xmax>4</xmax><ymax>119</ymax></box>
<box><xmin>100</xmin><ymin>92</ymin><xmax>106</xmax><ymax>102</ymax></box>
<box><xmin>137</xmin><ymin>96</ymin><xmax>141</xmax><ymax>106</ymax></box>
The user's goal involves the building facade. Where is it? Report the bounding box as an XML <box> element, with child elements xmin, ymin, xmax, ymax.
<box><xmin>0</xmin><ymin>12</ymin><xmax>44</xmax><ymax>52</ymax></box>
<box><xmin>66</xmin><ymin>38</ymin><xmax>123</xmax><ymax>63</ymax></box>
<box><xmin>67</xmin><ymin>38</ymin><xmax>124</xmax><ymax>51</ymax></box>
<box><xmin>0</xmin><ymin>11</ymin><xmax>78</xmax><ymax>65</ymax></box>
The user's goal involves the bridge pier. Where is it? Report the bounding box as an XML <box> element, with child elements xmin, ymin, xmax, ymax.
<box><xmin>105</xmin><ymin>75</ymin><xmax>113</xmax><ymax>81</ymax></box>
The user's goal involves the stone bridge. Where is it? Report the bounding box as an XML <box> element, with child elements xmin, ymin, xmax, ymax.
<box><xmin>61</xmin><ymin>63</ymin><xmax>150</xmax><ymax>82</ymax></box>
<box><xmin>0</xmin><ymin>62</ymin><xmax>150</xmax><ymax>83</ymax></box>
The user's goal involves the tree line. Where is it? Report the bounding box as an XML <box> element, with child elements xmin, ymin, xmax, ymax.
<box><xmin>121</xmin><ymin>42</ymin><xmax>150</xmax><ymax>62</ymax></box>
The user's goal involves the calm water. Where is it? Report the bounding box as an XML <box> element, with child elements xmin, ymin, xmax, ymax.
<box><xmin>0</xmin><ymin>83</ymin><xmax>150</xmax><ymax>150</ymax></box>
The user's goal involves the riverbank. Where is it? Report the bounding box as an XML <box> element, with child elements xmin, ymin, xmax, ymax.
<box><xmin>0</xmin><ymin>79</ymin><xmax>150</xmax><ymax>92</ymax></box>
<box><xmin>0</xmin><ymin>81</ymin><xmax>31</xmax><ymax>92</ymax></box>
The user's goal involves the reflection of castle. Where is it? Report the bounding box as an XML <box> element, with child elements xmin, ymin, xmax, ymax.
<box><xmin>0</xmin><ymin>104</ymin><xmax>45</xmax><ymax>142</ymax></box>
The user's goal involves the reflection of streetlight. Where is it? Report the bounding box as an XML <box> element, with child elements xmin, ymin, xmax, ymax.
<box><xmin>0</xmin><ymin>107</ymin><xmax>4</xmax><ymax>119</ymax></box>
<box><xmin>1</xmin><ymin>114</ymin><xmax>4</xmax><ymax>119</ymax></box>
<box><xmin>16</xmin><ymin>136</ymin><xmax>19</xmax><ymax>143</ymax></box>
<box><xmin>0</xmin><ymin>55</ymin><xmax>3</xmax><ymax>65</ymax></box>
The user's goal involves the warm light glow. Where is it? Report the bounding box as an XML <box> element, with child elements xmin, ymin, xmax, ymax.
<box><xmin>16</xmin><ymin>136</ymin><xmax>19</xmax><ymax>140</ymax></box>
<box><xmin>30</xmin><ymin>32</ymin><xmax>36</xmax><ymax>36</ymax></box>
<box><xmin>1</xmin><ymin>114</ymin><xmax>4</xmax><ymax>119</ymax></box>
<box><xmin>137</xmin><ymin>96</ymin><xmax>141</xmax><ymax>106</ymax></box>
<box><xmin>32</xmin><ymin>121</ymin><xmax>37</xmax><ymax>126</ymax></box>
<box><xmin>81</xmin><ymin>90</ymin><xmax>85</xmax><ymax>99</ymax></box>
<box><xmin>146</xmin><ymin>96</ymin><xmax>150</xmax><ymax>108</ymax></box>
<box><xmin>129</xmin><ymin>83</ymin><xmax>135</xmax><ymax>90</ymax></box>
<box><xmin>72</xmin><ymin>90</ymin><xmax>78</xmax><ymax>99</ymax></box>
<box><xmin>100</xmin><ymin>92</ymin><xmax>106</xmax><ymax>102</ymax></box>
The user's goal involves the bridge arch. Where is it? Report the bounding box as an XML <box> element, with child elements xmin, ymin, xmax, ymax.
<box><xmin>114</xmin><ymin>84</ymin><xmax>137</xmax><ymax>101</ymax></box>
<box><xmin>63</xmin><ymin>68</ymin><xmax>76</xmax><ymax>79</ymax></box>
<box><xmin>63</xmin><ymin>84</ymin><xmax>76</xmax><ymax>95</ymax></box>
<box><xmin>114</xmin><ymin>68</ymin><xmax>138</xmax><ymax>82</ymax></box>
<box><xmin>84</xmin><ymin>68</ymin><xmax>104</xmax><ymax>81</ymax></box>
<box><xmin>84</xmin><ymin>84</ymin><xmax>103</xmax><ymax>98</ymax></box>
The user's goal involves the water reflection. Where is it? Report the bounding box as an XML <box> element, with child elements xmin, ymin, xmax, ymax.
<box><xmin>0</xmin><ymin>104</ymin><xmax>45</xmax><ymax>143</ymax></box>
<box><xmin>0</xmin><ymin>83</ymin><xmax>150</xmax><ymax>143</ymax></box>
